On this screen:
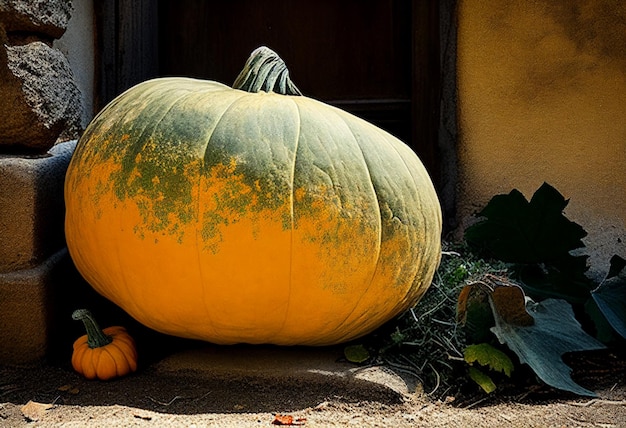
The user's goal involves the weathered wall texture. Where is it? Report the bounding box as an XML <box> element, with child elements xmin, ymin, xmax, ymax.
<box><xmin>456</xmin><ymin>0</ymin><xmax>626</xmax><ymax>278</ymax></box>
<box><xmin>55</xmin><ymin>0</ymin><xmax>94</xmax><ymax>128</ymax></box>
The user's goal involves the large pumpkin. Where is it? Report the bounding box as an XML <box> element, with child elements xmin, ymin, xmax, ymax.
<box><xmin>65</xmin><ymin>47</ymin><xmax>442</xmax><ymax>346</ymax></box>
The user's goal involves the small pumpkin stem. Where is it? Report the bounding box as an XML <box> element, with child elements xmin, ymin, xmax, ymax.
<box><xmin>72</xmin><ymin>309</ymin><xmax>113</xmax><ymax>349</ymax></box>
<box><xmin>233</xmin><ymin>46</ymin><xmax>302</xmax><ymax>96</ymax></box>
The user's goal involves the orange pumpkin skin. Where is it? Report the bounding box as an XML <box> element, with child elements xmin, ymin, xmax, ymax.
<box><xmin>64</xmin><ymin>50</ymin><xmax>442</xmax><ymax>346</ymax></box>
<box><xmin>72</xmin><ymin>326</ymin><xmax>137</xmax><ymax>381</ymax></box>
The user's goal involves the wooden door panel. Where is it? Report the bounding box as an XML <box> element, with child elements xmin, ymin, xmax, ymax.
<box><xmin>159</xmin><ymin>0</ymin><xmax>412</xmax><ymax>142</ymax></box>
<box><xmin>97</xmin><ymin>1</ymin><xmax>439</xmax><ymax>175</ymax></box>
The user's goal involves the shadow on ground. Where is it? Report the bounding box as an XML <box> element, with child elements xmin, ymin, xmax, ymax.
<box><xmin>1</xmin><ymin>343</ymin><xmax>411</xmax><ymax>416</ymax></box>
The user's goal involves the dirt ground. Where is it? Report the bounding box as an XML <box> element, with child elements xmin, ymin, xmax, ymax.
<box><xmin>1</xmin><ymin>345</ymin><xmax>625</xmax><ymax>428</ymax></box>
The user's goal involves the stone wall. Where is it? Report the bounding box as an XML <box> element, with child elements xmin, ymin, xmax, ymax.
<box><xmin>0</xmin><ymin>0</ymin><xmax>83</xmax><ymax>364</ymax></box>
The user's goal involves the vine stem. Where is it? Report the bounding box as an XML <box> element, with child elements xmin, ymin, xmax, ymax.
<box><xmin>233</xmin><ymin>46</ymin><xmax>302</xmax><ymax>96</ymax></box>
<box><xmin>72</xmin><ymin>309</ymin><xmax>112</xmax><ymax>348</ymax></box>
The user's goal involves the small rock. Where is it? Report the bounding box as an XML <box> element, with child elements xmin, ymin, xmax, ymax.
<box><xmin>20</xmin><ymin>400</ymin><xmax>52</xmax><ymax>422</ymax></box>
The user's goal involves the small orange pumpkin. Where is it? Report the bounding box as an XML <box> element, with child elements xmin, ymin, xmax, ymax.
<box><xmin>71</xmin><ymin>309</ymin><xmax>138</xmax><ymax>380</ymax></box>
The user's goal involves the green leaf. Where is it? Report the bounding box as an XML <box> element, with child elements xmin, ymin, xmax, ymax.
<box><xmin>457</xmin><ymin>284</ymin><xmax>495</xmax><ymax>343</ymax></box>
<box><xmin>344</xmin><ymin>344</ymin><xmax>370</xmax><ymax>364</ymax></box>
<box><xmin>465</xmin><ymin>183</ymin><xmax>592</xmax><ymax>302</ymax></box>
<box><xmin>592</xmin><ymin>256</ymin><xmax>626</xmax><ymax>339</ymax></box>
<box><xmin>464</xmin><ymin>343</ymin><xmax>514</xmax><ymax>377</ymax></box>
<box><xmin>584</xmin><ymin>298</ymin><xmax>618</xmax><ymax>343</ymax></box>
<box><xmin>465</xmin><ymin>189</ymin><xmax>535</xmax><ymax>263</ymax></box>
<box><xmin>468</xmin><ymin>366</ymin><xmax>497</xmax><ymax>394</ymax></box>
<box><xmin>513</xmin><ymin>262</ymin><xmax>593</xmax><ymax>304</ymax></box>
<box><xmin>490</xmin><ymin>298</ymin><xmax>605</xmax><ymax>396</ymax></box>
<box><xmin>465</xmin><ymin>182</ymin><xmax>587</xmax><ymax>263</ymax></box>
<box><xmin>463</xmin><ymin>300</ymin><xmax>496</xmax><ymax>343</ymax></box>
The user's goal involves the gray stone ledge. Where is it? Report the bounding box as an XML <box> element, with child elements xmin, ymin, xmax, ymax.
<box><xmin>0</xmin><ymin>247</ymin><xmax>67</xmax><ymax>365</ymax></box>
<box><xmin>0</xmin><ymin>140</ymin><xmax>75</xmax><ymax>272</ymax></box>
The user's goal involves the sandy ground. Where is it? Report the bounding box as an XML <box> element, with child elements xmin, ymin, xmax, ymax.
<box><xmin>2</xmin><ymin>345</ymin><xmax>625</xmax><ymax>427</ymax></box>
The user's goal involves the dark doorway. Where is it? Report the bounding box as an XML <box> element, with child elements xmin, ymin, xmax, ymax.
<box><xmin>95</xmin><ymin>0</ymin><xmax>440</xmax><ymax>177</ymax></box>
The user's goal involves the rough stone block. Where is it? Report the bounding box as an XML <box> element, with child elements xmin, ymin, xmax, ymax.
<box><xmin>0</xmin><ymin>0</ymin><xmax>73</xmax><ymax>40</ymax></box>
<box><xmin>0</xmin><ymin>0</ymin><xmax>82</xmax><ymax>153</ymax></box>
<box><xmin>0</xmin><ymin>42</ymin><xmax>82</xmax><ymax>152</ymax></box>
<box><xmin>0</xmin><ymin>248</ymin><xmax>66</xmax><ymax>365</ymax></box>
<box><xmin>0</xmin><ymin>140</ymin><xmax>75</xmax><ymax>273</ymax></box>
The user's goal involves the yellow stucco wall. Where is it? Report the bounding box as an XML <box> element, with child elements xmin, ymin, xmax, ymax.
<box><xmin>456</xmin><ymin>0</ymin><xmax>626</xmax><ymax>278</ymax></box>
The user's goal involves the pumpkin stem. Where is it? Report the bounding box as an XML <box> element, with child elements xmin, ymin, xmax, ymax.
<box><xmin>72</xmin><ymin>309</ymin><xmax>113</xmax><ymax>349</ymax></box>
<box><xmin>233</xmin><ymin>46</ymin><xmax>302</xmax><ymax>96</ymax></box>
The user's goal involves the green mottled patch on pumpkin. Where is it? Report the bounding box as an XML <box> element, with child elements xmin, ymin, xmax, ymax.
<box><xmin>71</xmin><ymin>78</ymin><xmax>403</xmax><ymax>253</ymax></box>
<box><xmin>198</xmin><ymin>156</ymin><xmax>293</xmax><ymax>251</ymax></box>
<box><xmin>104</xmin><ymin>136</ymin><xmax>198</xmax><ymax>239</ymax></box>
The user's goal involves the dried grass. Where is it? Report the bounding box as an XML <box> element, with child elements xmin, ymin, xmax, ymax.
<box><xmin>374</xmin><ymin>242</ymin><xmax>508</xmax><ymax>399</ymax></box>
